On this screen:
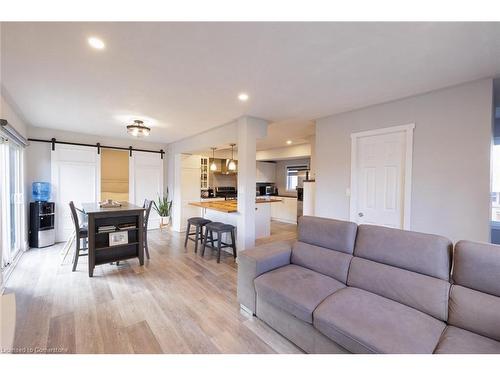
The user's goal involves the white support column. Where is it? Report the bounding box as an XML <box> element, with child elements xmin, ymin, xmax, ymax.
<box><xmin>237</xmin><ymin>117</ymin><xmax>268</xmax><ymax>251</ymax></box>
<box><xmin>171</xmin><ymin>153</ymin><xmax>183</xmax><ymax>232</ymax></box>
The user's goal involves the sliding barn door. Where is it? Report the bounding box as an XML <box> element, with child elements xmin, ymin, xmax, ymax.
<box><xmin>51</xmin><ymin>145</ymin><xmax>100</xmax><ymax>242</ymax></box>
<box><xmin>129</xmin><ymin>151</ymin><xmax>164</xmax><ymax>229</ymax></box>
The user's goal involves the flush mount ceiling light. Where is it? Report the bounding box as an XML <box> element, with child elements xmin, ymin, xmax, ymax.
<box><xmin>227</xmin><ymin>143</ymin><xmax>237</xmax><ymax>171</ymax></box>
<box><xmin>286</xmin><ymin>140</ymin><xmax>293</xmax><ymax>145</ymax></box>
<box><xmin>238</xmin><ymin>93</ymin><xmax>249</xmax><ymax>102</ymax></box>
<box><xmin>126</xmin><ymin>120</ymin><xmax>151</xmax><ymax>137</ymax></box>
<box><xmin>210</xmin><ymin>147</ymin><xmax>218</xmax><ymax>171</ymax></box>
<box><xmin>88</xmin><ymin>37</ymin><xmax>105</xmax><ymax>50</ymax></box>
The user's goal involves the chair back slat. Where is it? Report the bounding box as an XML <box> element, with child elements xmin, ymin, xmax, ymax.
<box><xmin>143</xmin><ymin>199</ymin><xmax>153</xmax><ymax>230</ymax></box>
<box><xmin>69</xmin><ymin>201</ymin><xmax>81</xmax><ymax>234</ymax></box>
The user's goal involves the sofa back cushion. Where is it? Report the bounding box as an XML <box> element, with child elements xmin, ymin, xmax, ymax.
<box><xmin>448</xmin><ymin>240</ymin><xmax>500</xmax><ymax>340</ymax></box>
<box><xmin>354</xmin><ymin>225</ymin><xmax>452</xmax><ymax>280</ymax></box>
<box><xmin>347</xmin><ymin>257</ymin><xmax>450</xmax><ymax>320</ymax></box>
<box><xmin>297</xmin><ymin>216</ymin><xmax>357</xmax><ymax>254</ymax></box>
<box><xmin>349</xmin><ymin>225</ymin><xmax>452</xmax><ymax>320</ymax></box>
<box><xmin>452</xmin><ymin>240</ymin><xmax>500</xmax><ymax>297</ymax></box>
<box><xmin>292</xmin><ymin>217</ymin><xmax>357</xmax><ymax>284</ymax></box>
<box><xmin>292</xmin><ymin>241</ymin><xmax>352</xmax><ymax>283</ymax></box>
<box><xmin>448</xmin><ymin>285</ymin><xmax>500</xmax><ymax>341</ymax></box>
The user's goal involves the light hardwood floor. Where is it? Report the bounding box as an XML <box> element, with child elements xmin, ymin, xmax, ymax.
<box><xmin>4</xmin><ymin>220</ymin><xmax>301</xmax><ymax>354</ymax></box>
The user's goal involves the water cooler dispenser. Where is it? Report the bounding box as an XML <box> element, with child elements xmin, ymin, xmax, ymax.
<box><xmin>29</xmin><ymin>182</ymin><xmax>56</xmax><ymax>248</ymax></box>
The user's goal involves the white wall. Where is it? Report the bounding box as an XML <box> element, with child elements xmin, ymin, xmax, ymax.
<box><xmin>1</xmin><ymin>92</ymin><xmax>28</xmax><ymax>138</ymax></box>
<box><xmin>257</xmin><ymin>143</ymin><xmax>311</xmax><ymax>161</ymax></box>
<box><xmin>26</xmin><ymin>126</ymin><xmax>169</xmax><ymax>202</ymax></box>
<box><xmin>315</xmin><ymin>79</ymin><xmax>493</xmax><ymax>243</ymax></box>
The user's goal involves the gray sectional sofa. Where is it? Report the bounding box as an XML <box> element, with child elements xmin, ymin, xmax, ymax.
<box><xmin>237</xmin><ymin>216</ymin><xmax>500</xmax><ymax>354</ymax></box>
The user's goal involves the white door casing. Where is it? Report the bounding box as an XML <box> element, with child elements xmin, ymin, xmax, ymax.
<box><xmin>51</xmin><ymin>145</ymin><xmax>100</xmax><ymax>242</ymax></box>
<box><xmin>129</xmin><ymin>151</ymin><xmax>164</xmax><ymax>230</ymax></box>
<box><xmin>350</xmin><ymin>124</ymin><xmax>414</xmax><ymax>230</ymax></box>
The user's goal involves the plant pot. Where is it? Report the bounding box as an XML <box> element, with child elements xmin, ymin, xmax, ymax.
<box><xmin>160</xmin><ymin>216</ymin><xmax>171</xmax><ymax>226</ymax></box>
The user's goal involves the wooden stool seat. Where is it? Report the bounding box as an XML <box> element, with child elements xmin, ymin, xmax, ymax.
<box><xmin>202</xmin><ymin>222</ymin><xmax>237</xmax><ymax>263</ymax></box>
<box><xmin>184</xmin><ymin>217</ymin><xmax>212</xmax><ymax>253</ymax></box>
<box><xmin>188</xmin><ymin>217</ymin><xmax>211</xmax><ymax>226</ymax></box>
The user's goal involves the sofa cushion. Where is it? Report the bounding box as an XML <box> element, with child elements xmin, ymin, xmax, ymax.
<box><xmin>347</xmin><ymin>257</ymin><xmax>450</xmax><ymax>320</ymax></box>
<box><xmin>448</xmin><ymin>285</ymin><xmax>500</xmax><ymax>341</ymax></box>
<box><xmin>453</xmin><ymin>240</ymin><xmax>500</xmax><ymax>297</ymax></box>
<box><xmin>434</xmin><ymin>326</ymin><xmax>500</xmax><ymax>354</ymax></box>
<box><xmin>292</xmin><ymin>241</ymin><xmax>352</xmax><ymax>283</ymax></box>
<box><xmin>298</xmin><ymin>216</ymin><xmax>357</xmax><ymax>254</ymax></box>
<box><xmin>354</xmin><ymin>225</ymin><xmax>452</xmax><ymax>280</ymax></box>
<box><xmin>313</xmin><ymin>287</ymin><xmax>446</xmax><ymax>353</ymax></box>
<box><xmin>254</xmin><ymin>264</ymin><xmax>345</xmax><ymax>324</ymax></box>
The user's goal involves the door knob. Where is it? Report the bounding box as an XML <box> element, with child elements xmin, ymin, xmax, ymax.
<box><xmin>358</xmin><ymin>212</ymin><xmax>364</xmax><ymax>217</ymax></box>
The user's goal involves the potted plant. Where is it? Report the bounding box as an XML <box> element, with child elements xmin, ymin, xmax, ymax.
<box><xmin>153</xmin><ymin>189</ymin><xmax>173</xmax><ymax>227</ymax></box>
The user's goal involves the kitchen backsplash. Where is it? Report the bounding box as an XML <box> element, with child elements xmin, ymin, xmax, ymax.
<box><xmin>209</xmin><ymin>171</ymin><xmax>237</xmax><ymax>188</ymax></box>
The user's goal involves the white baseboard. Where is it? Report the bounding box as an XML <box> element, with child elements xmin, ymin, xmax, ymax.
<box><xmin>271</xmin><ymin>217</ymin><xmax>297</xmax><ymax>225</ymax></box>
<box><xmin>240</xmin><ymin>304</ymin><xmax>255</xmax><ymax>316</ymax></box>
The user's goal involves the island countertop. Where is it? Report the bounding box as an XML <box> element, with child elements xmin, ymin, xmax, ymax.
<box><xmin>189</xmin><ymin>198</ymin><xmax>282</xmax><ymax>213</ymax></box>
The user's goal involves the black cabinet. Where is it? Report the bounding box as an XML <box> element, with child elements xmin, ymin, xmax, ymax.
<box><xmin>29</xmin><ymin>202</ymin><xmax>55</xmax><ymax>248</ymax></box>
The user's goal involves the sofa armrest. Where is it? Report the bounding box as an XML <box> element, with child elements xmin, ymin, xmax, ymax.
<box><xmin>237</xmin><ymin>240</ymin><xmax>292</xmax><ymax>314</ymax></box>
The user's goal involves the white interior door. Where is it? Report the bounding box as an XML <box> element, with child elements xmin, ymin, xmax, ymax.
<box><xmin>51</xmin><ymin>145</ymin><xmax>100</xmax><ymax>242</ymax></box>
<box><xmin>350</xmin><ymin>124</ymin><xmax>414</xmax><ymax>229</ymax></box>
<box><xmin>129</xmin><ymin>151</ymin><xmax>164</xmax><ymax>229</ymax></box>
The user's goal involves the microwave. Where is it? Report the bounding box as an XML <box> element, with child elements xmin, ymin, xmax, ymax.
<box><xmin>265</xmin><ymin>185</ymin><xmax>278</xmax><ymax>195</ymax></box>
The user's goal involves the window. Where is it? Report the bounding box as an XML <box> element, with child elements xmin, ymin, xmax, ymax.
<box><xmin>286</xmin><ymin>165</ymin><xmax>308</xmax><ymax>191</ymax></box>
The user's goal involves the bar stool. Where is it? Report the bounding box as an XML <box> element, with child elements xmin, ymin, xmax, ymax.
<box><xmin>184</xmin><ymin>217</ymin><xmax>211</xmax><ymax>253</ymax></box>
<box><xmin>202</xmin><ymin>222</ymin><xmax>237</xmax><ymax>263</ymax></box>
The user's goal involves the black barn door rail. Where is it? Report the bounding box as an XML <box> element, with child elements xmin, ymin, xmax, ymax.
<box><xmin>28</xmin><ymin>138</ymin><xmax>165</xmax><ymax>159</ymax></box>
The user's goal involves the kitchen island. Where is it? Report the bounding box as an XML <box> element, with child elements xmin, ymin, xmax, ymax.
<box><xmin>189</xmin><ymin>198</ymin><xmax>282</xmax><ymax>239</ymax></box>
<box><xmin>82</xmin><ymin>202</ymin><xmax>145</xmax><ymax>277</ymax></box>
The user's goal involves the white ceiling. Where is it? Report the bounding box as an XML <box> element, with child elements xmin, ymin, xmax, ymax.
<box><xmin>258</xmin><ymin>119</ymin><xmax>315</xmax><ymax>150</ymax></box>
<box><xmin>2</xmin><ymin>22</ymin><xmax>500</xmax><ymax>147</ymax></box>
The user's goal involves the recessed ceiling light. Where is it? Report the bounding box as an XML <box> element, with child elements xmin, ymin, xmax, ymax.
<box><xmin>88</xmin><ymin>37</ymin><xmax>105</xmax><ymax>50</ymax></box>
<box><xmin>238</xmin><ymin>93</ymin><xmax>249</xmax><ymax>102</ymax></box>
<box><xmin>286</xmin><ymin>140</ymin><xmax>293</xmax><ymax>145</ymax></box>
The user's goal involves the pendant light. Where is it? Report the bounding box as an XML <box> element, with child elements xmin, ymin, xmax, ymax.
<box><xmin>126</xmin><ymin>120</ymin><xmax>151</xmax><ymax>137</ymax></box>
<box><xmin>210</xmin><ymin>147</ymin><xmax>217</xmax><ymax>171</ymax></box>
<box><xmin>227</xmin><ymin>143</ymin><xmax>237</xmax><ymax>171</ymax></box>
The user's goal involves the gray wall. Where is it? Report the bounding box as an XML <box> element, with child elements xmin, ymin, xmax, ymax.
<box><xmin>275</xmin><ymin>158</ymin><xmax>310</xmax><ymax>197</ymax></box>
<box><xmin>315</xmin><ymin>79</ymin><xmax>493</xmax><ymax>243</ymax></box>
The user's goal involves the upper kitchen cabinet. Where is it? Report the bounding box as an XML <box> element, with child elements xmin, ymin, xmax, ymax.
<box><xmin>256</xmin><ymin>161</ymin><xmax>276</xmax><ymax>183</ymax></box>
<box><xmin>200</xmin><ymin>157</ymin><xmax>209</xmax><ymax>189</ymax></box>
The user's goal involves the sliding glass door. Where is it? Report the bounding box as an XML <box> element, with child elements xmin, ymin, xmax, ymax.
<box><xmin>1</xmin><ymin>139</ymin><xmax>24</xmax><ymax>269</ymax></box>
<box><xmin>9</xmin><ymin>142</ymin><xmax>22</xmax><ymax>256</ymax></box>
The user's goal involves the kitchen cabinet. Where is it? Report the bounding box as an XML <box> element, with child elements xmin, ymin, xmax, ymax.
<box><xmin>256</xmin><ymin>161</ymin><xmax>276</xmax><ymax>183</ymax></box>
<box><xmin>200</xmin><ymin>157</ymin><xmax>209</xmax><ymax>189</ymax></box>
<box><xmin>271</xmin><ymin>197</ymin><xmax>297</xmax><ymax>224</ymax></box>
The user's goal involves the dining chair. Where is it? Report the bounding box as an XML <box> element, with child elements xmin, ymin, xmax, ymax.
<box><xmin>69</xmin><ymin>201</ymin><xmax>88</xmax><ymax>271</ymax></box>
<box><xmin>143</xmin><ymin>199</ymin><xmax>153</xmax><ymax>259</ymax></box>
